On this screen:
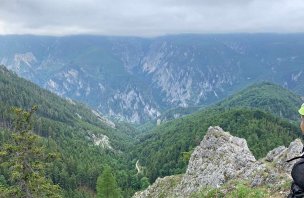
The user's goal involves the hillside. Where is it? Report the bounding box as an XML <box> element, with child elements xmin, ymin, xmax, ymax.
<box><xmin>216</xmin><ymin>82</ymin><xmax>302</xmax><ymax>121</ymax></box>
<box><xmin>1</xmin><ymin>34</ymin><xmax>304</xmax><ymax>122</ymax></box>
<box><xmin>133</xmin><ymin>82</ymin><xmax>302</xmax><ymax>182</ymax></box>
<box><xmin>0</xmin><ymin>65</ymin><xmax>140</xmax><ymax>197</ymax></box>
<box><xmin>133</xmin><ymin>127</ymin><xmax>301</xmax><ymax>198</ymax></box>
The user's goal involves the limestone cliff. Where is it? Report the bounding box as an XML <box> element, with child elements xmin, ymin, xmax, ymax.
<box><xmin>133</xmin><ymin>126</ymin><xmax>303</xmax><ymax>198</ymax></box>
<box><xmin>2</xmin><ymin>35</ymin><xmax>304</xmax><ymax>123</ymax></box>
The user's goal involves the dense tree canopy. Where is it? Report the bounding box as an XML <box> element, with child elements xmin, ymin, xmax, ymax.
<box><xmin>0</xmin><ymin>65</ymin><xmax>302</xmax><ymax>197</ymax></box>
<box><xmin>0</xmin><ymin>107</ymin><xmax>62</xmax><ymax>197</ymax></box>
<box><xmin>96</xmin><ymin>165</ymin><xmax>121</xmax><ymax>198</ymax></box>
<box><xmin>133</xmin><ymin>82</ymin><xmax>302</xmax><ymax>183</ymax></box>
<box><xmin>0</xmin><ymin>65</ymin><xmax>140</xmax><ymax>197</ymax></box>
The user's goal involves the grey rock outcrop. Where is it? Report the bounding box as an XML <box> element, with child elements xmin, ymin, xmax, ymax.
<box><xmin>176</xmin><ymin>126</ymin><xmax>260</xmax><ymax>196</ymax></box>
<box><xmin>133</xmin><ymin>126</ymin><xmax>303</xmax><ymax>198</ymax></box>
<box><xmin>266</xmin><ymin>139</ymin><xmax>303</xmax><ymax>173</ymax></box>
<box><xmin>133</xmin><ymin>175</ymin><xmax>182</xmax><ymax>198</ymax></box>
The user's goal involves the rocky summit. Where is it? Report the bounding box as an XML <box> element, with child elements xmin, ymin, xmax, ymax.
<box><xmin>133</xmin><ymin>126</ymin><xmax>303</xmax><ymax>198</ymax></box>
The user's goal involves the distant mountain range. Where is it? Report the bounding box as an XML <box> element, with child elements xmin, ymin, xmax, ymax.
<box><xmin>1</xmin><ymin>34</ymin><xmax>304</xmax><ymax>122</ymax></box>
<box><xmin>0</xmin><ymin>63</ymin><xmax>302</xmax><ymax>197</ymax></box>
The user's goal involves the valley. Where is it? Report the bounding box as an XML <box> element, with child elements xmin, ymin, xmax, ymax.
<box><xmin>0</xmin><ymin>34</ymin><xmax>304</xmax><ymax>198</ymax></box>
<box><xmin>1</xmin><ymin>34</ymin><xmax>304</xmax><ymax>123</ymax></box>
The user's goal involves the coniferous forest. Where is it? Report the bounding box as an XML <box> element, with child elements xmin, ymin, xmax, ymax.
<box><xmin>0</xmin><ymin>65</ymin><xmax>142</xmax><ymax>197</ymax></box>
<box><xmin>0</xmin><ymin>64</ymin><xmax>303</xmax><ymax>197</ymax></box>
<box><xmin>0</xmin><ymin>1</ymin><xmax>303</xmax><ymax>197</ymax></box>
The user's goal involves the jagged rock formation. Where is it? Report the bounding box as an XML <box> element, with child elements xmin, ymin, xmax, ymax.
<box><xmin>265</xmin><ymin>139</ymin><xmax>303</xmax><ymax>174</ymax></box>
<box><xmin>176</xmin><ymin>126</ymin><xmax>260</xmax><ymax>196</ymax></box>
<box><xmin>133</xmin><ymin>126</ymin><xmax>303</xmax><ymax>198</ymax></box>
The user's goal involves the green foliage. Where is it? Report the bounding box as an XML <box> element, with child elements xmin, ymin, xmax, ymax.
<box><xmin>0</xmin><ymin>107</ymin><xmax>62</xmax><ymax>197</ymax></box>
<box><xmin>191</xmin><ymin>187</ymin><xmax>225</xmax><ymax>198</ymax></box>
<box><xmin>191</xmin><ymin>182</ymin><xmax>270</xmax><ymax>198</ymax></box>
<box><xmin>216</xmin><ymin>82</ymin><xmax>302</xmax><ymax>121</ymax></box>
<box><xmin>181</xmin><ymin>150</ymin><xmax>194</xmax><ymax>163</ymax></box>
<box><xmin>0</xmin><ymin>65</ymin><xmax>140</xmax><ymax>197</ymax></box>
<box><xmin>135</xmin><ymin>108</ymin><xmax>299</xmax><ymax>182</ymax></box>
<box><xmin>96</xmin><ymin>165</ymin><xmax>121</xmax><ymax>198</ymax></box>
<box><xmin>133</xmin><ymin>82</ymin><xmax>302</xmax><ymax>183</ymax></box>
<box><xmin>140</xmin><ymin>177</ymin><xmax>150</xmax><ymax>190</ymax></box>
<box><xmin>229</xmin><ymin>183</ymin><xmax>268</xmax><ymax>198</ymax></box>
<box><xmin>0</xmin><ymin>64</ymin><xmax>302</xmax><ymax>197</ymax></box>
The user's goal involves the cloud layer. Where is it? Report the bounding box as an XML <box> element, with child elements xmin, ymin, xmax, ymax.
<box><xmin>0</xmin><ymin>0</ymin><xmax>304</xmax><ymax>36</ymax></box>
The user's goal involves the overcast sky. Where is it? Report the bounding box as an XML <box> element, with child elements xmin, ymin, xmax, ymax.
<box><xmin>0</xmin><ymin>0</ymin><xmax>304</xmax><ymax>36</ymax></box>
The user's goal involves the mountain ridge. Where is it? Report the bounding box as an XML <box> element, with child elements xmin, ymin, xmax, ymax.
<box><xmin>1</xmin><ymin>34</ymin><xmax>304</xmax><ymax>122</ymax></box>
<box><xmin>0</xmin><ymin>64</ymin><xmax>139</xmax><ymax>197</ymax></box>
<box><xmin>133</xmin><ymin>126</ymin><xmax>301</xmax><ymax>198</ymax></box>
<box><xmin>133</xmin><ymin>82</ymin><xmax>302</xmax><ymax>182</ymax></box>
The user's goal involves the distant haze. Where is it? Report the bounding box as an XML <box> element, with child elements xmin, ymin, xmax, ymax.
<box><xmin>0</xmin><ymin>0</ymin><xmax>304</xmax><ymax>36</ymax></box>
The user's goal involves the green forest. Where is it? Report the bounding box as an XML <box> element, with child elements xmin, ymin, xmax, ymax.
<box><xmin>0</xmin><ymin>65</ymin><xmax>303</xmax><ymax>197</ymax></box>
<box><xmin>133</xmin><ymin>108</ymin><xmax>299</xmax><ymax>182</ymax></box>
<box><xmin>132</xmin><ymin>82</ymin><xmax>302</xmax><ymax>182</ymax></box>
<box><xmin>0</xmin><ymin>65</ymin><xmax>143</xmax><ymax>197</ymax></box>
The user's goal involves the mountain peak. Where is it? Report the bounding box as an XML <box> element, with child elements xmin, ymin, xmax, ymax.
<box><xmin>176</xmin><ymin>126</ymin><xmax>259</xmax><ymax>196</ymax></box>
<box><xmin>134</xmin><ymin>126</ymin><xmax>302</xmax><ymax>198</ymax></box>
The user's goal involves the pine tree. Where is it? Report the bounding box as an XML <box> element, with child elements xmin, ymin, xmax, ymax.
<box><xmin>96</xmin><ymin>165</ymin><xmax>121</xmax><ymax>198</ymax></box>
<box><xmin>140</xmin><ymin>177</ymin><xmax>150</xmax><ymax>189</ymax></box>
<box><xmin>0</xmin><ymin>106</ymin><xmax>62</xmax><ymax>197</ymax></box>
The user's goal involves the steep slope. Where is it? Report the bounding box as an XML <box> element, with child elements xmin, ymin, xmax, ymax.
<box><xmin>1</xmin><ymin>34</ymin><xmax>304</xmax><ymax>122</ymax></box>
<box><xmin>0</xmin><ymin>65</ymin><xmax>139</xmax><ymax>197</ymax></box>
<box><xmin>0</xmin><ymin>64</ymin><xmax>133</xmax><ymax>146</ymax></box>
<box><xmin>147</xmin><ymin>82</ymin><xmax>302</xmax><ymax>126</ymax></box>
<box><xmin>216</xmin><ymin>82</ymin><xmax>302</xmax><ymax>121</ymax></box>
<box><xmin>133</xmin><ymin>82</ymin><xmax>302</xmax><ymax>182</ymax></box>
<box><xmin>133</xmin><ymin>127</ymin><xmax>301</xmax><ymax>198</ymax></box>
<box><xmin>0</xmin><ymin>36</ymin><xmax>159</xmax><ymax>123</ymax></box>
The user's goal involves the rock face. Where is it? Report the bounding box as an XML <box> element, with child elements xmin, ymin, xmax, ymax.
<box><xmin>176</xmin><ymin>126</ymin><xmax>259</xmax><ymax>196</ymax></box>
<box><xmin>1</xmin><ymin>35</ymin><xmax>304</xmax><ymax>122</ymax></box>
<box><xmin>91</xmin><ymin>133</ymin><xmax>113</xmax><ymax>150</ymax></box>
<box><xmin>133</xmin><ymin>126</ymin><xmax>303</xmax><ymax>198</ymax></box>
<box><xmin>133</xmin><ymin>175</ymin><xmax>183</xmax><ymax>198</ymax></box>
<box><xmin>266</xmin><ymin>139</ymin><xmax>303</xmax><ymax>174</ymax></box>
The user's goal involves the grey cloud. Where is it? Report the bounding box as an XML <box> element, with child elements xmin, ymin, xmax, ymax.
<box><xmin>0</xmin><ymin>0</ymin><xmax>303</xmax><ymax>36</ymax></box>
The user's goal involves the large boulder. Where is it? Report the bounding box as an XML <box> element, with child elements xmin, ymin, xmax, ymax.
<box><xmin>176</xmin><ymin>126</ymin><xmax>264</xmax><ymax>196</ymax></box>
<box><xmin>133</xmin><ymin>126</ymin><xmax>303</xmax><ymax>198</ymax></box>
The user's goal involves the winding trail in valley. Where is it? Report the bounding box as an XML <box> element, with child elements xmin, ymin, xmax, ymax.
<box><xmin>136</xmin><ymin>160</ymin><xmax>142</xmax><ymax>175</ymax></box>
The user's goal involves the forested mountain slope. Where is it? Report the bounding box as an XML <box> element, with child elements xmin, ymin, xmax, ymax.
<box><xmin>133</xmin><ymin>82</ymin><xmax>302</xmax><ymax>182</ymax></box>
<box><xmin>1</xmin><ymin>34</ymin><xmax>304</xmax><ymax>122</ymax></box>
<box><xmin>133</xmin><ymin>127</ymin><xmax>301</xmax><ymax>198</ymax></box>
<box><xmin>216</xmin><ymin>82</ymin><xmax>302</xmax><ymax>121</ymax></box>
<box><xmin>0</xmin><ymin>65</ymin><xmax>140</xmax><ymax>197</ymax></box>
